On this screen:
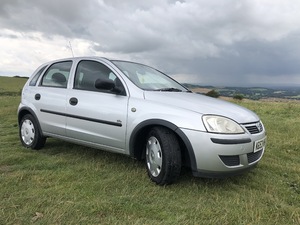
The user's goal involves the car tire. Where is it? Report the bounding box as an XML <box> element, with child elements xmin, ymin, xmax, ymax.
<box><xmin>19</xmin><ymin>114</ymin><xmax>46</xmax><ymax>150</ymax></box>
<box><xmin>145</xmin><ymin>126</ymin><xmax>181</xmax><ymax>185</ymax></box>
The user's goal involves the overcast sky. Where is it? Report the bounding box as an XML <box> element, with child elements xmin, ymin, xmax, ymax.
<box><xmin>1</xmin><ymin>0</ymin><xmax>300</xmax><ymax>87</ymax></box>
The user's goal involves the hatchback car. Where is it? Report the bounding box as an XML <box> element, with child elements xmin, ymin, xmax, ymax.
<box><xmin>18</xmin><ymin>57</ymin><xmax>266</xmax><ymax>185</ymax></box>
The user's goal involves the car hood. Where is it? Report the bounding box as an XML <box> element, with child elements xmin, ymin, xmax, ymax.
<box><xmin>144</xmin><ymin>91</ymin><xmax>259</xmax><ymax>124</ymax></box>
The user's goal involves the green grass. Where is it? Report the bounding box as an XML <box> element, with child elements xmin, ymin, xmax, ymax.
<box><xmin>0</xmin><ymin>76</ymin><xmax>28</xmax><ymax>96</ymax></box>
<box><xmin>0</xmin><ymin>77</ymin><xmax>300</xmax><ymax>224</ymax></box>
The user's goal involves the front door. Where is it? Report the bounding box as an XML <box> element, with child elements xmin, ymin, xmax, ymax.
<box><xmin>66</xmin><ymin>60</ymin><xmax>128</xmax><ymax>152</ymax></box>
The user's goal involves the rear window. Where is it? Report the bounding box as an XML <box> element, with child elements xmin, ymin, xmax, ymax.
<box><xmin>29</xmin><ymin>65</ymin><xmax>47</xmax><ymax>86</ymax></box>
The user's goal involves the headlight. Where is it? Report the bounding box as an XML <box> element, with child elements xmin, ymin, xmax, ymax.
<box><xmin>202</xmin><ymin>115</ymin><xmax>245</xmax><ymax>134</ymax></box>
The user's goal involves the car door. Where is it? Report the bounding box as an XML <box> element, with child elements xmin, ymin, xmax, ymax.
<box><xmin>65</xmin><ymin>60</ymin><xmax>128</xmax><ymax>152</ymax></box>
<box><xmin>33</xmin><ymin>61</ymin><xmax>72</xmax><ymax>136</ymax></box>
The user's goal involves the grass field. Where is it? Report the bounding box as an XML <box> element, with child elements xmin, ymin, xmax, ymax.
<box><xmin>0</xmin><ymin>76</ymin><xmax>299</xmax><ymax>224</ymax></box>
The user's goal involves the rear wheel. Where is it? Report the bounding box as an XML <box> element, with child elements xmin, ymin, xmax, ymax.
<box><xmin>145</xmin><ymin>127</ymin><xmax>181</xmax><ymax>185</ymax></box>
<box><xmin>19</xmin><ymin>114</ymin><xmax>46</xmax><ymax>150</ymax></box>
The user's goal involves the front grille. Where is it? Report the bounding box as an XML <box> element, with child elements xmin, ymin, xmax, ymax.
<box><xmin>219</xmin><ymin>155</ymin><xmax>240</xmax><ymax>166</ymax></box>
<box><xmin>246</xmin><ymin>125</ymin><xmax>259</xmax><ymax>134</ymax></box>
<box><xmin>244</xmin><ymin>122</ymin><xmax>263</xmax><ymax>134</ymax></box>
<box><xmin>247</xmin><ymin>150</ymin><xmax>263</xmax><ymax>164</ymax></box>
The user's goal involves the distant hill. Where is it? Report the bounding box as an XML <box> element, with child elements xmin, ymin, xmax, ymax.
<box><xmin>183</xmin><ymin>83</ymin><xmax>300</xmax><ymax>100</ymax></box>
<box><xmin>13</xmin><ymin>75</ymin><xmax>29</xmax><ymax>79</ymax></box>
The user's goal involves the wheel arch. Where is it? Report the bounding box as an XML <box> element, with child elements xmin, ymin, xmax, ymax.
<box><xmin>129</xmin><ymin>119</ymin><xmax>197</xmax><ymax>172</ymax></box>
<box><xmin>18</xmin><ymin>107</ymin><xmax>43</xmax><ymax>134</ymax></box>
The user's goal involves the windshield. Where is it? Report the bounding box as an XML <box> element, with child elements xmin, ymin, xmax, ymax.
<box><xmin>112</xmin><ymin>61</ymin><xmax>188</xmax><ymax>92</ymax></box>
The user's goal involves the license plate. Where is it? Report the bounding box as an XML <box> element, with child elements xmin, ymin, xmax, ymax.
<box><xmin>254</xmin><ymin>137</ymin><xmax>266</xmax><ymax>153</ymax></box>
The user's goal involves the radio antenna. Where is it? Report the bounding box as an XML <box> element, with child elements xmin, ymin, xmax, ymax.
<box><xmin>68</xmin><ymin>40</ymin><xmax>74</xmax><ymax>57</ymax></box>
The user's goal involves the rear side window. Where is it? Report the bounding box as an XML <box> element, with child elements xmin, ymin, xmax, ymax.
<box><xmin>29</xmin><ymin>65</ymin><xmax>47</xmax><ymax>86</ymax></box>
<box><xmin>41</xmin><ymin>61</ymin><xmax>72</xmax><ymax>88</ymax></box>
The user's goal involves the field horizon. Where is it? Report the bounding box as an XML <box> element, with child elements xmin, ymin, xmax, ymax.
<box><xmin>2</xmin><ymin>75</ymin><xmax>300</xmax><ymax>101</ymax></box>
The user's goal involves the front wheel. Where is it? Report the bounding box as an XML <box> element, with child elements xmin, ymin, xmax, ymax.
<box><xmin>145</xmin><ymin>127</ymin><xmax>181</xmax><ymax>185</ymax></box>
<box><xmin>19</xmin><ymin>114</ymin><xmax>46</xmax><ymax>150</ymax></box>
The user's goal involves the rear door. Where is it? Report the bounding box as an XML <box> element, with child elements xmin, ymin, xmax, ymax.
<box><xmin>65</xmin><ymin>60</ymin><xmax>129</xmax><ymax>152</ymax></box>
<box><xmin>33</xmin><ymin>61</ymin><xmax>72</xmax><ymax>136</ymax></box>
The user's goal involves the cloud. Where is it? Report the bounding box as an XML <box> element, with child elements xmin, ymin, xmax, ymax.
<box><xmin>0</xmin><ymin>29</ymin><xmax>96</xmax><ymax>75</ymax></box>
<box><xmin>0</xmin><ymin>0</ymin><xmax>300</xmax><ymax>86</ymax></box>
<box><xmin>0</xmin><ymin>0</ymin><xmax>96</xmax><ymax>37</ymax></box>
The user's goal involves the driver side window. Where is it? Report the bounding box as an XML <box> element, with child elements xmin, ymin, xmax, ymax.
<box><xmin>74</xmin><ymin>60</ymin><xmax>125</xmax><ymax>94</ymax></box>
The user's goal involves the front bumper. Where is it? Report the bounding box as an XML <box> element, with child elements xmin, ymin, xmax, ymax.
<box><xmin>181</xmin><ymin>128</ymin><xmax>266</xmax><ymax>178</ymax></box>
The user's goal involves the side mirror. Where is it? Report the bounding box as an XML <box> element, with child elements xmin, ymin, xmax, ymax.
<box><xmin>95</xmin><ymin>78</ymin><xmax>115</xmax><ymax>90</ymax></box>
<box><xmin>95</xmin><ymin>78</ymin><xmax>125</xmax><ymax>95</ymax></box>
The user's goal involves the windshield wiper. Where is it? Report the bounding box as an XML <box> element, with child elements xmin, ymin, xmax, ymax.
<box><xmin>155</xmin><ymin>87</ymin><xmax>183</xmax><ymax>92</ymax></box>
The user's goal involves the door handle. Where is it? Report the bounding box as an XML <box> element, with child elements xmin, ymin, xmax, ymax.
<box><xmin>35</xmin><ymin>93</ymin><xmax>41</xmax><ymax>100</ymax></box>
<box><xmin>69</xmin><ymin>97</ymin><xmax>78</xmax><ymax>106</ymax></box>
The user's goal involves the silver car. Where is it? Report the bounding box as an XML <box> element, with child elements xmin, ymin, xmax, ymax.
<box><xmin>18</xmin><ymin>57</ymin><xmax>266</xmax><ymax>185</ymax></box>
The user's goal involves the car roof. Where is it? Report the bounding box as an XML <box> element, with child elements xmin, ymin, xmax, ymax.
<box><xmin>50</xmin><ymin>56</ymin><xmax>110</xmax><ymax>62</ymax></box>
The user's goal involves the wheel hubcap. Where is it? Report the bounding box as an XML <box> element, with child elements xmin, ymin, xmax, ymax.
<box><xmin>146</xmin><ymin>136</ymin><xmax>162</xmax><ymax>177</ymax></box>
<box><xmin>21</xmin><ymin>119</ymin><xmax>35</xmax><ymax>145</ymax></box>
